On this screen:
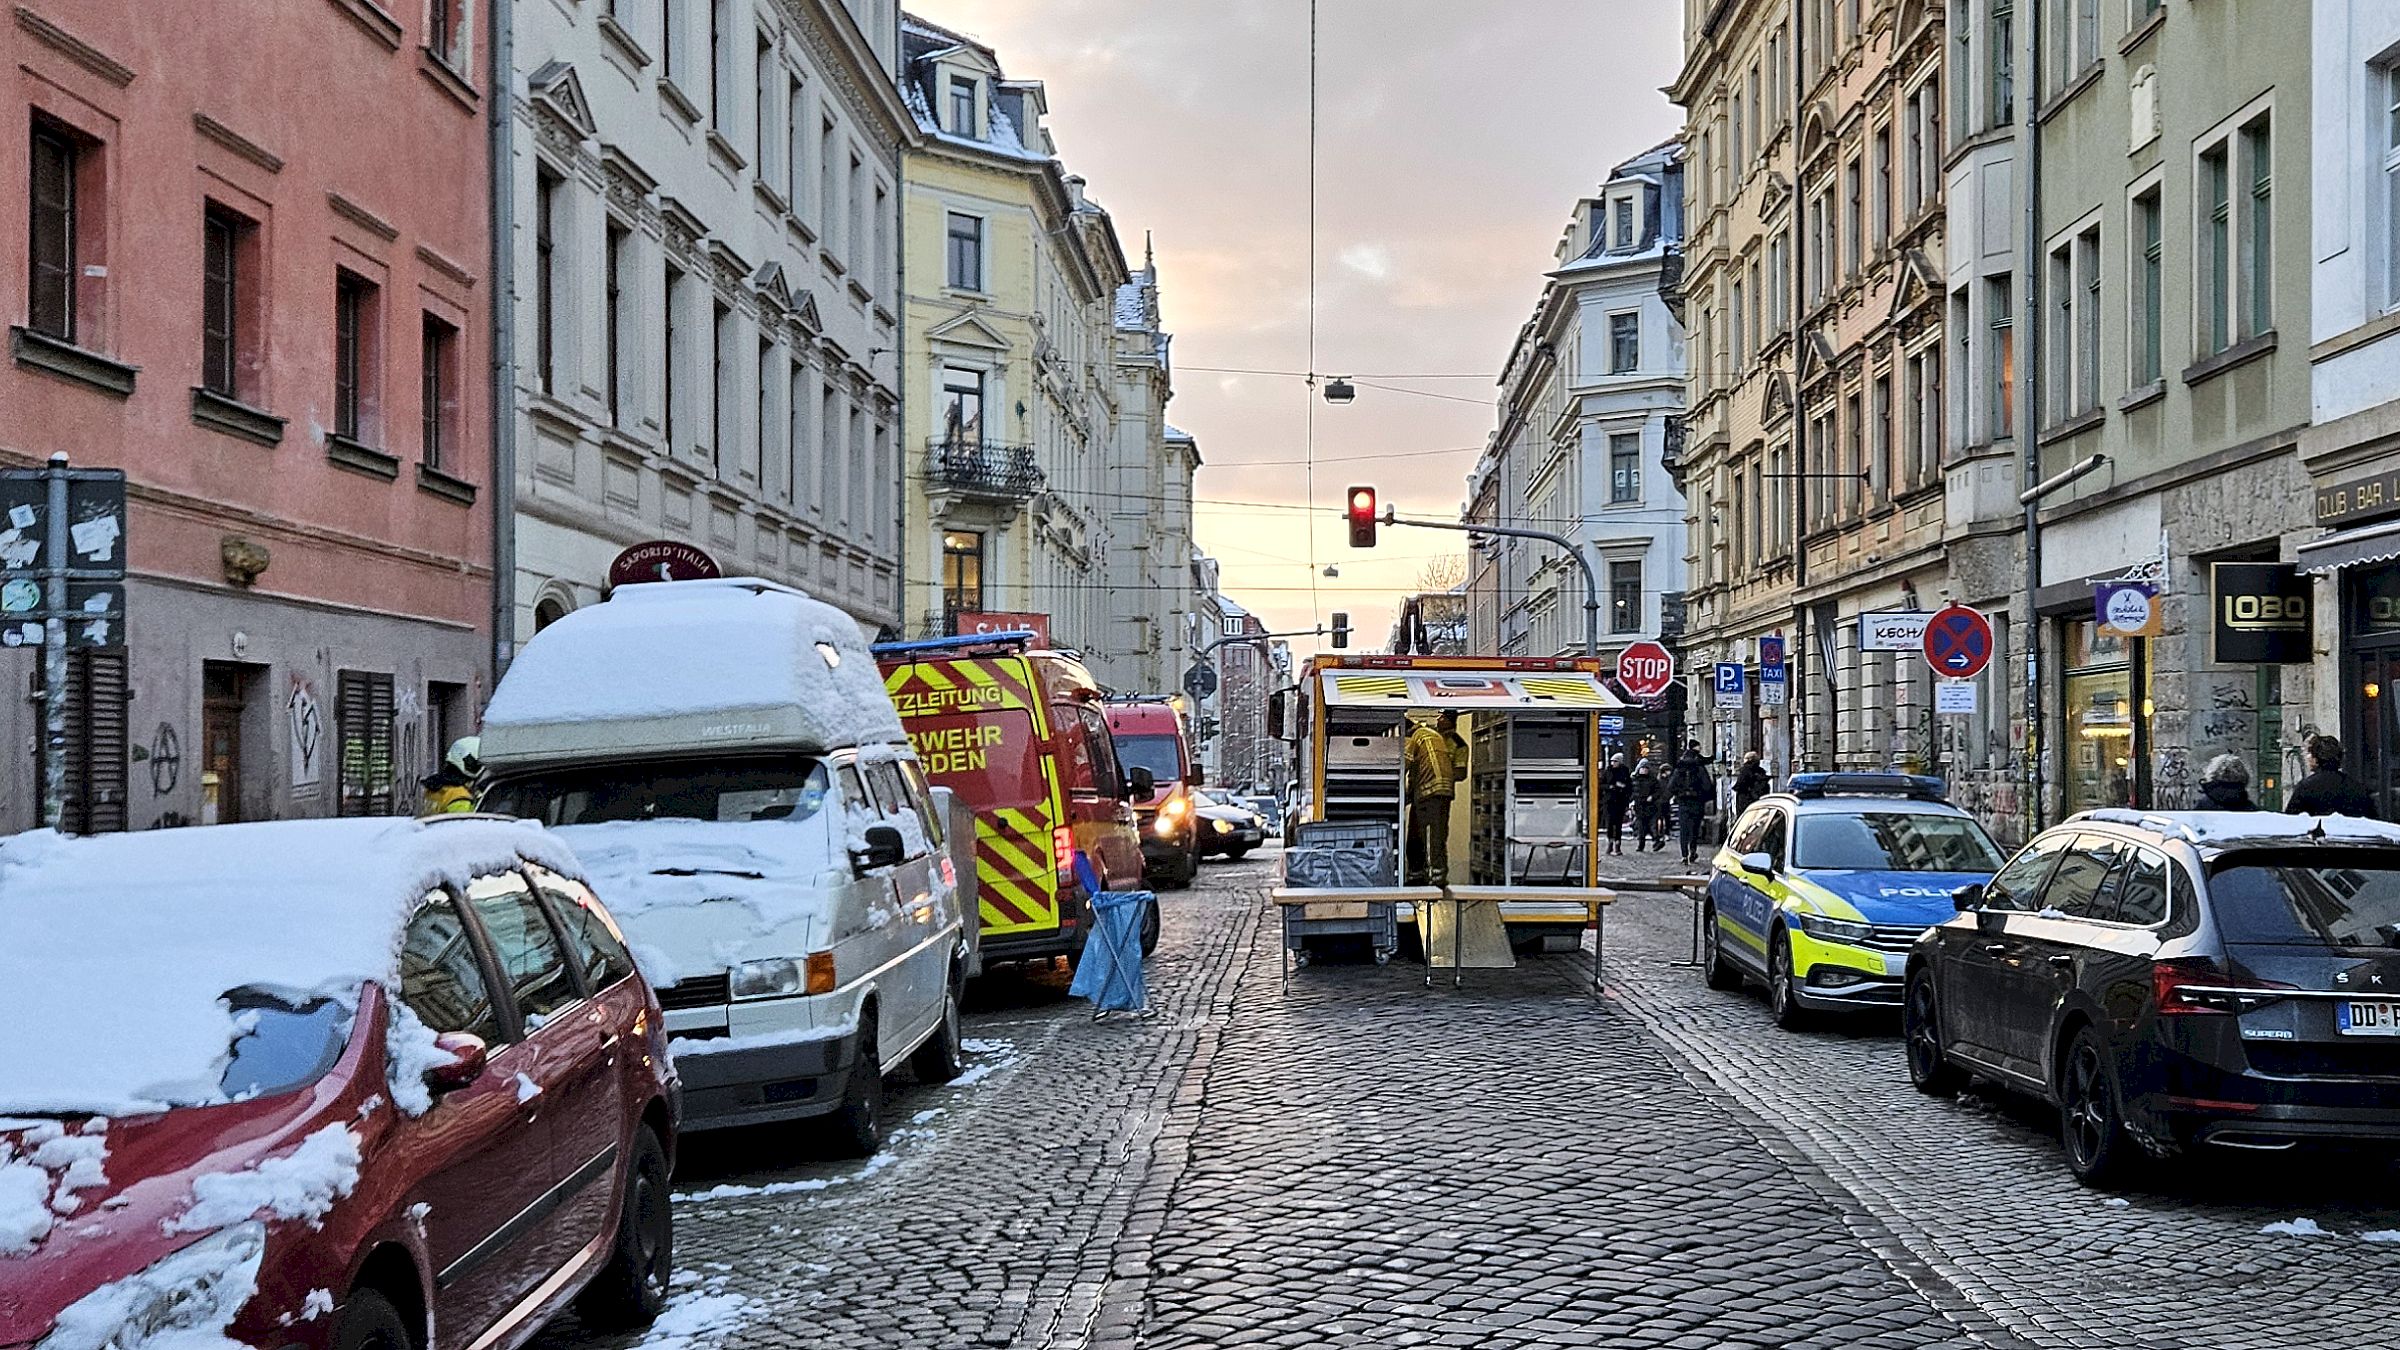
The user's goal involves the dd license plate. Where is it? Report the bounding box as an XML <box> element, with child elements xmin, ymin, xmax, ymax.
<box><xmin>2337</xmin><ymin>1001</ymin><xmax>2400</xmax><ymax>1036</ymax></box>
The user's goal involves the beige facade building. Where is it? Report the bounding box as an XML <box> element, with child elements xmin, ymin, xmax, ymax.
<box><xmin>1673</xmin><ymin>0</ymin><xmax>1950</xmax><ymax>784</ymax></box>
<box><xmin>896</xmin><ymin>16</ymin><xmax>1190</xmax><ymax>691</ymax></box>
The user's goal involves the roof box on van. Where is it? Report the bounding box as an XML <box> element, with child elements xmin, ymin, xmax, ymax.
<box><xmin>481</xmin><ymin>578</ymin><xmax>906</xmax><ymax>769</ymax></box>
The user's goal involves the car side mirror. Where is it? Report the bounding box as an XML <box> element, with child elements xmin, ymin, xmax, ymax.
<box><xmin>1186</xmin><ymin>768</ymin><xmax>1205</xmax><ymax>786</ymax></box>
<box><xmin>1739</xmin><ymin>851</ymin><xmax>1775</xmax><ymax>876</ymax></box>
<box><xmin>1952</xmin><ymin>882</ymin><xmax>1986</xmax><ymax>913</ymax></box>
<box><xmin>425</xmin><ymin>1032</ymin><xmax>488</xmax><ymax>1095</ymax></box>
<box><xmin>858</xmin><ymin>824</ymin><xmax>907</xmax><ymax>871</ymax></box>
<box><xmin>1124</xmin><ymin>766</ymin><xmax>1156</xmax><ymax>800</ymax></box>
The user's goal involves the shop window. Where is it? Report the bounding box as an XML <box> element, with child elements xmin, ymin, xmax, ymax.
<box><xmin>2060</xmin><ymin>619</ymin><xmax>2146</xmax><ymax>816</ymax></box>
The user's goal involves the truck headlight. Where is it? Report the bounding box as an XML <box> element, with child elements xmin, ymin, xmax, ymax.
<box><xmin>39</xmin><ymin>1221</ymin><xmax>266</xmax><ymax>1350</ymax></box>
<box><xmin>730</xmin><ymin>958</ymin><xmax>804</xmax><ymax>999</ymax></box>
<box><xmin>1795</xmin><ymin>912</ymin><xmax>1874</xmax><ymax>945</ymax></box>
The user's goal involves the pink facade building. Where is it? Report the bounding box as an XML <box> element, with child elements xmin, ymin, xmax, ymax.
<box><xmin>2</xmin><ymin>0</ymin><xmax>491</xmax><ymax>832</ymax></box>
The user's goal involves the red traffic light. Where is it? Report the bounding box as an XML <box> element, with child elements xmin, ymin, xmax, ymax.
<box><xmin>1346</xmin><ymin>486</ymin><xmax>1378</xmax><ymax>548</ymax></box>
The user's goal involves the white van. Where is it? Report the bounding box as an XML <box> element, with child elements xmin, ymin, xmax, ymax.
<box><xmin>478</xmin><ymin>579</ymin><xmax>969</xmax><ymax>1156</ymax></box>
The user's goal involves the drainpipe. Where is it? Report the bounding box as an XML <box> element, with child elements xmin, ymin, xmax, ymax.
<box><xmin>488</xmin><ymin>0</ymin><xmax>518</xmax><ymax>686</ymax></box>
<box><xmin>2018</xmin><ymin>0</ymin><xmax>2046</xmax><ymax>837</ymax></box>
<box><xmin>889</xmin><ymin>5</ymin><xmax>906</xmax><ymax>640</ymax></box>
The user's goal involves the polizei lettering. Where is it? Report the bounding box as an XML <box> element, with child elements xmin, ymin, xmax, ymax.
<box><xmin>911</xmin><ymin>721</ymin><xmax>1008</xmax><ymax>775</ymax></box>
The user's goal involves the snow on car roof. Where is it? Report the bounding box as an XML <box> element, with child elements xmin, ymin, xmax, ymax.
<box><xmin>0</xmin><ymin>816</ymin><xmax>582</xmax><ymax>1118</ymax></box>
<box><xmin>2077</xmin><ymin>809</ymin><xmax>2400</xmax><ymax>848</ymax></box>
<box><xmin>481</xmin><ymin>578</ymin><xmax>904</xmax><ymax>766</ymax></box>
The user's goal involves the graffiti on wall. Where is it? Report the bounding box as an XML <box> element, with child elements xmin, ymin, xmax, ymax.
<box><xmin>288</xmin><ymin>675</ymin><xmax>323</xmax><ymax>788</ymax></box>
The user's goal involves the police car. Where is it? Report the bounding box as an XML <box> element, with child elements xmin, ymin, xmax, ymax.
<box><xmin>1703</xmin><ymin>773</ymin><xmax>2006</xmax><ymax>1028</ymax></box>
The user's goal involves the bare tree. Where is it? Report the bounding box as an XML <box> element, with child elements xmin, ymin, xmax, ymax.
<box><xmin>1416</xmin><ymin>554</ymin><xmax>1469</xmax><ymax>593</ymax></box>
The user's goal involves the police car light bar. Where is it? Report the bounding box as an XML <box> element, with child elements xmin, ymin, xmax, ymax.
<box><xmin>1787</xmin><ymin>771</ymin><xmax>1949</xmax><ymax>801</ymax></box>
<box><xmin>870</xmin><ymin>630</ymin><xmax>1041</xmax><ymax>656</ymax></box>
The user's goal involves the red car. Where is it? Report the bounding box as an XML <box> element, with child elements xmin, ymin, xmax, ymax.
<box><xmin>0</xmin><ymin>815</ymin><xmax>679</xmax><ymax>1350</ymax></box>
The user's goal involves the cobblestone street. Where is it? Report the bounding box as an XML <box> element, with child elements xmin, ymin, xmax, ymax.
<box><xmin>544</xmin><ymin>849</ymin><xmax>2400</xmax><ymax>1350</ymax></box>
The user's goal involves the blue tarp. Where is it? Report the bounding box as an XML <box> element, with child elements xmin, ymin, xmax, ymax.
<box><xmin>1067</xmin><ymin>847</ymin><xmax>1152</xmax><ymax>1013</ymax></box>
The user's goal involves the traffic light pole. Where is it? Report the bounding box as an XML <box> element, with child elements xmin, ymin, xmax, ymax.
<box><xmin>1195</xmin><ymin>625</ymin><xmax>1330</xmax><ymax>660</ymax></box>
<box><xmin>1381</xmin><ymin>511</ymin><xmax>1600</xmax><ymax>658</ymax></box>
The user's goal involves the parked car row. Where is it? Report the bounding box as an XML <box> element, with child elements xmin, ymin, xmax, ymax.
<box><xmin>0</xmin><ymin>582</ymin><xmax>1276</xmax><ymax>1350</ymax></box>
<box><xmin>1701</xmin><ymin>773</ymin><xmax>2400</xmax><ymax>1188</ymax></box>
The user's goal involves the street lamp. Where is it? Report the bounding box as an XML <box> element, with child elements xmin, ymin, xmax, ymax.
<box><xmin>1322</xmin><ymin>377</ymin><xmax>1356</xmax><ymax>404</ymax></box>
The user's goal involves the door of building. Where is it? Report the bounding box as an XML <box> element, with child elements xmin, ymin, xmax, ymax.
<box><xmin>202</xmin><ymin>664</ymin><xmax>246</xmax><ymax>825</ymax></box>
<box><xmin>2349</xmin><ymin>647</ymin><xmax>2400</xmax><ymax>821</ymax></box>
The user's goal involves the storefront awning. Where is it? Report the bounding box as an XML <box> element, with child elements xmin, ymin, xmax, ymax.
<box><xmin>2296</xmin><ymin>518</ymin><xmax>2400</xmax><ymax>576</ymax></box>
<box><xmin>1320</xmin><ymin>670</ymin><xmax>1624</xmax><ymax>710</ymax></box>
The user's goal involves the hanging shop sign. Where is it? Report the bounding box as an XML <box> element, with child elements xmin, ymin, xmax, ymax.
<box><xmin>2211</xmin><ymin>562</ymin><xmax>2311</xmax><ymax>664</ymax></box>
<box><xmin>2093</xmin><ymin>581</ymin><xmax>2162</xmax><ymax>639</ymax></box>
<box><xmin>607</xmin><ymin>540</ymin><xmax>721</xmax><ymax>588</ymax></box>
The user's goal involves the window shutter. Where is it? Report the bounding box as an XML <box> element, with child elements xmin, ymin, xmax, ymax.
<box><xmin>31</xmin><ymin>651</ymin><xmax>130</xmax><ymax>834</ymax></box>
<box><xmin>336</xmin><ymin>671</ymin><xmax>397</xmax><ymax>817</ymax></box>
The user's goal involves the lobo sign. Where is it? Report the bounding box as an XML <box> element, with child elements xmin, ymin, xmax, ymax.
<box><xmin>2211</xmin><ymin>562</ymin><xmax>2310</xmax><ymax>664</ymax></box>
<box><xmin>1617</xmin><ymin>640</ymin><xmax>1675</xmax><ymax>700</ymax></box>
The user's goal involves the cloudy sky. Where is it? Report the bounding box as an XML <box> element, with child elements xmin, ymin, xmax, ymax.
<box><xmin>907</xmin><ymin>0</ymin><xmax>1684</xmax><ymax>659</ymax></box>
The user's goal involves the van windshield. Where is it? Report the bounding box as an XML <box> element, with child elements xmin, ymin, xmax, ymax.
<box><xmin>484</xmin><ymin>756</ymin><xmax>832</xmax><ymax>826</ymax></box>
<box><xmin>1113</xmin><ymin>734</ymin><xmax>1183</xmax><ymax>783</ymax></box>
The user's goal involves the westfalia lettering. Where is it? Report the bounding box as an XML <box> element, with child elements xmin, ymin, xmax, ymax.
<box><xmin>893</xmin><ymin>685</ymin><xmax>1010</xmax><ymax>716</ymax></box>
<box><xmin>909</xmin><ymin>721</ymin><xmax>1009</xmax><ymax>774</ymax></box>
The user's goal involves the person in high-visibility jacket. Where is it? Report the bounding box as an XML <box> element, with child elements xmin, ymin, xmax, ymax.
<box><xmin>418</xmin><ymin>736</ymin><xmax>480</xmax><ymax>815</ymax></box>
<box><xmin>1402</xmin><ymin>711</ymin><xmax>1468</xmax><ymax>885</ymax></box>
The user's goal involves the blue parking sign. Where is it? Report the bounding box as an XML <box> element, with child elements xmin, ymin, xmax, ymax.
<box><xmin>1713</xmin><ymin>662</ymin><xmax>1746</xmax><ymax>708</ymax></box>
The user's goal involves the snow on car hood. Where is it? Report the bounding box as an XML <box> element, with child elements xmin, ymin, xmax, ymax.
<box><xmin>555</xmin><ymin>817</ymin><xmax>847</xmax><ymax>988</ymax></box>
<box><xmin>0</xmin><ymin>818</ymin><xmax>583</xmax><ymax>1118</ymax></box>
<box><xmin>1793</xmin><ymin>869</ymin><xmax>1993</xmax><ymax>926</ymax></box>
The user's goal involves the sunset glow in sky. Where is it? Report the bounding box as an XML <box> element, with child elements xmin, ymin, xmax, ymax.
<box><xmin>905</xmin><ymin>1</ymin><xmax>1682</xmax><ymax>660</ymax></box>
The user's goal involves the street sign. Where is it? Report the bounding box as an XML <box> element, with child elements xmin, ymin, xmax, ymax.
<box><xmin>1862</xmin><ymin>610</ymin><xmax>1936</xmax><ymax>652</ymax></box>
<box><xmin>1936</xmin><ymin>680</ymin><xmax>1978</xmax><ymax>714</ymax></box>
<box><xmin>1184</xmin><ymin>661</ymin><xmax>1219</xmax><ymax>701</ymax></box>
<box><xmin>1922</xmin><ymin>604</ymin><xmax>1994</xmax><ymax>679</ymax></box>
<box><xmin>1758</xmin><ymin>635</ymin><xmax>1788</xmax><ymax>707</ymax></box>
<box><xmin>1713</xmin><ymin>662</ymin><xmax>1746</xmax><ymax>708</ymax></box>
<box><xmin>607</xmin><ymin>540</ymin><xmax>721</xmax><ymax>588</ymax></box>
<box><xmin>1618</xmin><ymin>640</ymin><xmax>1675</xmax><ymax>699</ymax></box>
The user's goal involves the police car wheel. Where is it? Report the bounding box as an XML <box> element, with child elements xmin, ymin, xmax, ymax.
<box><xmin>1701</xmin><ymin>904</ymin><xmax>1743</xmax><ymax>991</ymax></box>
<box><xmin>1767</xmin><ymin>930</ymin><xmax>1810</xmax><ymax>1030</ymax></box>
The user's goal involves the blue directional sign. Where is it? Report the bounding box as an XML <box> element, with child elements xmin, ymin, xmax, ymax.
<box><xmin>1713</xmin><ymin>661</ymin><xmax>1746</xmax><ymax>708</ymax></box>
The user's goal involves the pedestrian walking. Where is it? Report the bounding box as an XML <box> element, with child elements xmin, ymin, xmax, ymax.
<box><xmin>1402</xmin><ymin>710</ymin><xmax>1469</xmax><ymax>884</ymax></box>
<box><xmin>1601</xmin><ymin>752</ymin><xmax>1633</xmax><ymax>855</ymax></box>
<box><xmin>2196</xmin><ymin>754</ymin><xmax>2259</xmax><ymax>812</ymax></box>
<box><xmin>2286</xmin><ymin>735</ymin><xmax>2379</xmax><ymax>818</ymax></box>
<box><xmin>1669</xmin><ymin>745</ymin><xmax>1714</xmax><ymax>865</ymax></box>
<box><xmin>1630</xmin><ymin>758</ymin><xmax>1662</xmax><ymax>853</ymax></box>
<box><xmin>1732</xmin><ymin>750</ymin><xmax>1770</xmax><ymax>816</ymax></box>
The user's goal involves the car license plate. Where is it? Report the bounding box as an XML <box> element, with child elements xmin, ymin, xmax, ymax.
<box><xmin>2337</xmin><ymin>1000</ymin><xmax>2400</xmax><ymax>1036</ymax></box>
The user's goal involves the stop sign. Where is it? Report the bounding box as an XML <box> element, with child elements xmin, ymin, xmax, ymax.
<box><xmin>1617</xmin><ymin>641</ymin><xmax>1676</xmax><ymax>699</ymax></box>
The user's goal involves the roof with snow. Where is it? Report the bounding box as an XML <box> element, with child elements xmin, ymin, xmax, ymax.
<box><xmin>482</xmin><ymin>578</ymin><xmax>906</xmax><ymax>768</ymax></box>
<box><xmin>0</xmin><ymin>816</ymin><xmax>584</xmax><ymax>1116</ymax></box>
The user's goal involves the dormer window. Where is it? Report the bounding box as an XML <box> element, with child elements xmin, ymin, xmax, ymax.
<box><xmin>948</xmin><ymin>75</ymin><xmax>977</xmax><ymax>136</ymax></box>
<box><xmin>1612</xmin><ymin>196</ymin><xmax>1637</xmax><ymax>250</ymax></box>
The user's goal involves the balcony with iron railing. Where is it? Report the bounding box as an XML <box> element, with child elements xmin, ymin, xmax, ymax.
<box><xmin>925</xmin><ymin>438</ymin><xmax>1043</xmax><ymax>503</ymax></box>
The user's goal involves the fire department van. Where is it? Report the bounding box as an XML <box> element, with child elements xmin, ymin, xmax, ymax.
<box><xmin>877</xmin><ymin>632</ymin><xmax>1154</xmax><ymax>963</ymax></box>
<box><xmin>1103</xmin><ymin>696</ymin><xmax>1201</xmax><ymax>890</ymax></box>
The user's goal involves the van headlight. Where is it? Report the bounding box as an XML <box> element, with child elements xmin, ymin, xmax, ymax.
<box><xmin>1794</xmin><ymin>912</ymin><xmax>1874</xmax><ymax>944</ymax></box>
<box><xmin>39</xmin><ymin>1221</ymin><xmax>266</xmax><ymax>1350</ymax></box>
<box><xmin>730</xmin><ymin>958</ymin><xmax>805</xmax><ymax>999</ymax></box>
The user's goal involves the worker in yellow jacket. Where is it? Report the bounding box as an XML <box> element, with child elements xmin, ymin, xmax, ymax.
<box><xmin>418</xmin><ymin>737</ymin><xmax>481</xmax><ymax>815</ymax></box>
<box><xmin>1402</xmin><ymin>711</ymin><xmax>1468</xmax><ymax>885</ymax></box>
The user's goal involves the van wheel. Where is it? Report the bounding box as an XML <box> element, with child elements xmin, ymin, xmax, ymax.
<box><xmin>332</xmin><ymin>1289</ymin><xmax>412</xmax><ymax>1350</ymax></box>
<box><xmin>575</xmin><ymin>1127</ymin><xmax>672</xmax><ymax>1330</ymax></box>
<box><xmin>1168</xmin><ymin>851</ymin><xmax>1200</xmax><ymax>890</ymax></box>
<box><xmin>829</xmin><ymin>1011</ymin><xmax>885</xmax><ymax>1158</ymax></box>
<box><xmin>910</xmin><ymin>967</ymin><xmax>966</xmax><ymax>1084</ymax></box>
<box><xmin>1139</xmin><ymin>897</ymin><xmax>1161</xmax><ymax>956</ymax></box>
